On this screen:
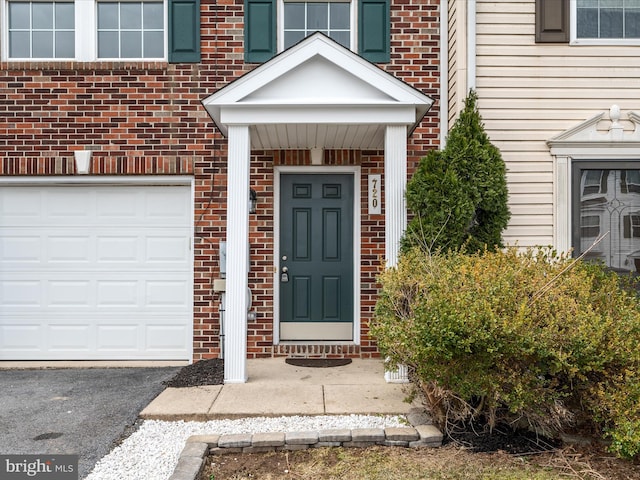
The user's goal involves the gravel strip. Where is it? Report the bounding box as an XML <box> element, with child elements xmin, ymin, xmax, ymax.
<box><xmin>85</xmin><ymin>415</ymin><xmax>405</xmax><ymax>480</ymax></box>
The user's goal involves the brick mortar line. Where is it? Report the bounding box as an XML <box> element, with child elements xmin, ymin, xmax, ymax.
<box><xmin>168</xmin><ymin>411</ymin><xmax>442</xmax><ymax>480</ymax></box>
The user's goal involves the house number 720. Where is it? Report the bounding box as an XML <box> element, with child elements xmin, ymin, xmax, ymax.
<box><xmin>369</xmin><ymin>174</ymin><xmax>381</xmax><ymax>215</ymax></box>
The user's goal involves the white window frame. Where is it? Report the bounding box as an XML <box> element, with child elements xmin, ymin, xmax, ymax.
<box><xmin>2</xmin><ymin>0</ymin><xmax>169</xmax><ymax>61</ymax></box>
<box><xmin>4</xmin><ymin>0</ymin><xmax>76</xmax><ymax>59</ymax></box>
<box><xmin>570</xmin><ymin>0</ymin><xmax>640</xmax><ymax>46</ymax></box>
<box><xmin>277</xmin><ymin>0</ymin><xmax>356</xmax><ymax>53</ymax></box>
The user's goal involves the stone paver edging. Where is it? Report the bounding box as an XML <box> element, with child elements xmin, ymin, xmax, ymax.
<box><xmin>168</xmin><ymin>409</ymin><xmax>442</xmax><ymax>480</ymax></box>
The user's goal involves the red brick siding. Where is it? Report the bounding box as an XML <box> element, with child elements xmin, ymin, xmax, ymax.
<box><xmin>0</xmin><ymin>0</ymin><xmax>440</xmax><ymax>361</ymax></box>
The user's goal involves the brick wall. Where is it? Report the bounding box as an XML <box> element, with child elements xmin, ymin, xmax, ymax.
<box><xmin>0</xmin><ymin>0</ymin><xmax>440</xmax><ymax>361</ymax></box>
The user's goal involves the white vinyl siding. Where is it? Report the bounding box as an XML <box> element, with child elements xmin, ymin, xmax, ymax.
<box><xmin>470</xmin><ymin>0</ymin><xmax>640</xmax><ymax>248</ymax></box>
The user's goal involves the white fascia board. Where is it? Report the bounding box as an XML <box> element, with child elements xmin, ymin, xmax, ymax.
<box><xmin>203</xmin><ymin>34</ymin><xmax>432</xmax><ymax>108</ymax></box>
<box><xmin>219</xmin><ymin>105</ymin><xmax>417</xmax><ymax>125</ymax></box>
<box><xmin>548</xmin><ymin>143</ymin><xmax>640</xmax><ymax>158</ymax></box>
<box><xmin>0</xmin><ymin>175</ymin><xmax>193</xmax><ymax>186</ymax></box>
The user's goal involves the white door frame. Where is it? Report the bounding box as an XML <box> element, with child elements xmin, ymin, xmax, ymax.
<box><xmin>273</xmin><ymin>165</ymin><xmax>361</xmax><ymax>345</ymax></box>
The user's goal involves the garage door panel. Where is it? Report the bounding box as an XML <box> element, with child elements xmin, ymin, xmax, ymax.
<box><xmin>0</xmin><ymin>190</ymin><xmax>41</xmax><ymax>220</ymax></box>
<box><xmin>48</xmin><ymin>236</ymin><xmax>91</xmax><ymax>263</ymax></box>
<box><xmin>146</xmin><ymin>236</ymin><xmax>190</xmax><ymax>263</ymax></box>
<box><xmin>48</xmin><ymin>280</ymin><xmax>92</xmax><ymax>306</ymax></box>
<box><xmin>0</xmin><ymin>184</ymin><xmax>193</xmax><ymax>360</ymax></box>
<box><xmin>48</xmin><ymin>325</ymin><xmax>92</xmax><ymax>351</ymax></box>
<box><xmin>145</xmin><ymin>190</ymin><xmax>191</xmax><ymax>221</ymax></box>
<box><xmin>146</xmin><ymin>325</ymin><xmax>190</xmax><ymax>350</ymax></box>
<box><xmin>97</xmin><ymin>236</ymin><xmax>139</xmax><ymax>263</ymax></box>
<box><xmin>146</xmin><ymin>281</ymin><xmax>190</xmax><ymax>307</ymax></box>
<box><xmin>46</xmin><ymin>190</ymin><xmax>92</xmax><ymax>219</ymax></box>
<box><xmin>97</xmin><ymin>281</ymin><xmax>139</xmax><ymax>306</ymax></box>
<box><xmin>0</xmin><ymin>280</ymin><xmax>42</xmax><ymax>307</ymax></box>
<box><xmin>0</xmin><ymin>235</ymin><xmax>41</xmax><ymax>263</ymax></box>
<box><xmin>97</xmin><ymin>325</ymin><xmax>140</xmax><ymax>351</ymax></box>
<box><xmin>0</xmin><ymin>324</ymin><xmax>42</xmax><ymax>351</ymax></box>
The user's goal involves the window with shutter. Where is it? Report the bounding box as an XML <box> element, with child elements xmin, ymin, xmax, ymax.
<box><xmin>244</xmin><ymin>0</ymin><xmax>389</xmax><ymax>63</ymax></box>
<box><xmin>4</xmin><ymin>0</ymin><xmax>200</xmax><ymax>62</ymax></box>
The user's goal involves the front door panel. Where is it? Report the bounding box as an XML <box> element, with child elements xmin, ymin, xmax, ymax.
<box><xmin>280</xmin><ymin>174</ymin><xmax>354</xmax><ymax>341</ymax></box>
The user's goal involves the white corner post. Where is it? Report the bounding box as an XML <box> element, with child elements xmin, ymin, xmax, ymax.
<box><xmin>384</xmin><ymin>124</ymin><xmax>410</xmax><ymax>383</ymax></box>
<box><xmin>224</xmin><ymin>125</ymin><xmax>250</xmax><ymax>383</ymax></box>
<box><xmin>554</xmin><ymin>155</ymin><xmax>571</xmax><ymax>254</ymax></box>
<box><xmin>384</xmin><ymin>125</ymin><xmax>408</xmax><ymax>267</ymax></box>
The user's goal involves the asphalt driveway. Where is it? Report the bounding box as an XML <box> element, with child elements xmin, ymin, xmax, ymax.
<box><xmin>0</xmin><ymin>366</ymin><xmax>180</xmax><ymax>479</ymax></box>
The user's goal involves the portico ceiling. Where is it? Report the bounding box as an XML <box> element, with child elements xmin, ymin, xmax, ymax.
<box><xmin>202</xmin><ymin>33</ymin><xmax>434</xmax><ymax>150</ymax></box>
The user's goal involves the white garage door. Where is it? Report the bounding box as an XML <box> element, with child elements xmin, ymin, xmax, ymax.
<box><xmin>0</xmin><ymin>183</ymin><xmax>193</xmax><ymax>360</ymax></box>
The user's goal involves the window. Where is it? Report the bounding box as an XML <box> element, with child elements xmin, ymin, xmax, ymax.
<box><xmin>283</xmin><ymin>1</ymin><xmax>351</xmax><ymax>50</ymax></box>
<box><xmin>572</xmin><ymin>163</ymin><xmax>640</xmax><ymax>272</ymax></box>
<box><xmin>535</xmin><ymin>0</ymin><xmax>640</xmax><ymax>44</ymax></box>
<box><xmin>8</xmin><ymin>1</ymin><xmax>75</xmax><ymax>59</ymax></box>
<box><xmin>582</xmin><ymin>169</ymin><xmax>608</xmax><ymax>196</ymax></box>
<box><xmin>581</xmin><ymin>215</ymin><xmax>601</xmax><ymax>238</ymax></box>
<box><xmin>97</xmin><ymin>1</ymin><xmax>164</xmax><ymax>59</ymax></box>
<box><xmin>245</xmin><ymin>0</ymin><xmax>389</xmax><ymax>63</ymax></box>
<box><xmin>4</xmin><ymin>0</ymin><xmax>200</xmax><ymax>62</ymax></box>
<box><xmin>623</xmin><ymin>213</ymin><xmax>640</xmax><ymax>238</ymax></box>
<box><xmin>576</xmin><ymin>0</ymin><xmax>640</xmax><ymax>40</ymax></box>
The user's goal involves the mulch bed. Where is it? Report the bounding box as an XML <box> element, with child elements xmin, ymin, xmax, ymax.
<box><xmin>446</xmin><ymin>421</ymin><xmax>562</xmax><ymax>454</ymax></box>
<box><xmin>163</xmin><ymin>358</ymin><xmax>224</xmax><ymax>387</ymax></box>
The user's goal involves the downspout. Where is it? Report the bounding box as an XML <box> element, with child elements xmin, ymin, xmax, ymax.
<box><xmin>440</xmin><ymin>0</ymin><xmax>449</xmax><ymax>146</ymax></box>
<box><xmin>467</xmin><ymin>0</ymin><xmax>477</xmax><ymax>91</ymax></box>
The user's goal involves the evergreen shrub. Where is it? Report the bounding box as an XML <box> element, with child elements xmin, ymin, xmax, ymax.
<box><xmin>372</xmin><ymin>247</ymin><xmax>640</xmax><ymax>458</ymax></box>
<box><xmin>403</xmin><ymin>90</ymin><xmax>510</xmax><ymax>253</ymax></box>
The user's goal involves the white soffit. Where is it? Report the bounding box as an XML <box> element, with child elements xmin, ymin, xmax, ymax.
<box><xmin>202</xmin><ymin>33</ymin><xmax>434</xmax><ymax>149</ymax></box>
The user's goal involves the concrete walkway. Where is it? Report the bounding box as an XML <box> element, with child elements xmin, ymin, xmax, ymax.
<box><xmin>141</xmin><ymin>358</ymin><xmax>418</xmax><ymax>421</ymax></box>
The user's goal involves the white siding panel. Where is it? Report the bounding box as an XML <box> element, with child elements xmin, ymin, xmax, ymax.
<box><xmin>473</xmin><ymin>0</ymin><xmax>640</xmax><ymax>248</ymax></box>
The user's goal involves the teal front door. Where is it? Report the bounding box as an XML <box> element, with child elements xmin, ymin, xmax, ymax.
<box><xmin>279</xmin><ymin>174</ymin><xmax>354</xmax><ymax>341</ymax></box>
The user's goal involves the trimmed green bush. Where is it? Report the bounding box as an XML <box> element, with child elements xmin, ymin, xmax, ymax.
<box><xmin>403</xmin><ymin>90</ymin><xmax>510</xmax><ymax>253</ymax></box>
<box><xmin>372</xmin><ymin>248</ymin><xmax>640</xmax><ymax>458</ymax></box>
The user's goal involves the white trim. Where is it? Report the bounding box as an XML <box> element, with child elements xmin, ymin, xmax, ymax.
<box><xmin>3</xmin><ymin>0</ymin><xmax>168</xmax><ymax>62</ymax></box>
<box><xmin>0</xmin><ymin>175</ymin><xmax>192</xmax><ymax>186</ymax></box>
<box><xmin>569</xmin><ymin>1</ymin><xmax>640</xmax><ymax>46</ymax></box>
<box><xmin>273</xmin><ymin>165</ymin><xmax>361</xmax><ymax>346</ymax></box>
<box><xmin>440</xmin><ymin>0</ymin><xmax>448</xmax><ymax>144</ymax></box>
<box><xmin>277</xmin><ymin>0</ymin><xmax>357</xmax><ymax>54</ymax></box>
<box><xmin>224</xmin><ymin>125</ymin><xmax>251</xmax><ymax>383</ymax></box>
<box><xmin>466</xmin><ymin>0</ymin><xmax>476</xmax><ymax>91</ymax></box>
<box><xmin>549</xmin><ymin>108</ymin><xmax>640</xmax><ymax>255</ymax></box>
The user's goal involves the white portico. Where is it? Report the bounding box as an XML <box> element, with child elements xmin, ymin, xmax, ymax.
<box><xmin>202</xmin><ymin>33</ymin><xmax>433</xmax><ymax>383</ymax></box>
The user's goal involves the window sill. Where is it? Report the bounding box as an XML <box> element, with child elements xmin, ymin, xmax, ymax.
<box><xmin>0</xmin><ymin>60</ymin><xmax>171</xmax><ymax>71</ymax></box>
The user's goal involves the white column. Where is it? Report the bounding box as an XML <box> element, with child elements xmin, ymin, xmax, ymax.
<box><xmin>384</xmin><ymin>125</ymin><xmax>408</xmax><ymax>267</ymax></box>
<box><xmin>384</xmin><ymin>124</ymin><xmax>410</xmax><ymax>384</ymax></box>
<box><xmin>554</xmin><ymin>155</ymin><xmax>571</xmax><ymax>254</ymax></box>
<box><xmin>224</xmin><ymin>125</ymin><xmax>250</xmax><ymax>383</ymax></box>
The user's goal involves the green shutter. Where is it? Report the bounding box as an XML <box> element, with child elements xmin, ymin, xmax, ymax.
<box><xmin>169</xmin><ymin>0</ymin><xmax>201</xmax><ymax>63</ymax></box>
<box><xmin>359</xmin><ymin>0</ymin><xmax>390</xmax><ymax>63</ymax></box>
<box><xmin>245</xmin><ymin>0</ymin><xmax>276</xmax><ymax>63</ymax></box>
